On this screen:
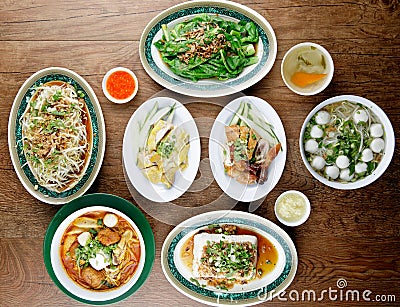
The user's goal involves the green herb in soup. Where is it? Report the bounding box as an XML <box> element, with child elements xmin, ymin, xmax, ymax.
<box><xmin>154</xmin><ymin>13</ymin><xmax>259</xmax><ymax>81</ymax></box>
<box><xmin>303</xmin><ymin>100</ymin><xmax>385</xmax><ymax>182</ymax></box>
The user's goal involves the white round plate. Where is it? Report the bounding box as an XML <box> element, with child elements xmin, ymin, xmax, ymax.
<box><xmin>161</xmin><ymin>210</ymin><xmax>298</xmax><ymax>306</ymax></box>
<box><xmin>8</xmin><ymin>67</ymin><xmax>106</xmax><ymax>205</ymax></box>
<box><xmin>300</xmin><ymin>95</ymin><xmax>395</xmax><ymax>189</ymax></box>
<box><xmin>123</xmin><ymin>97</ymin><xmax>201</xmax><ymax>202</ymax></box>
<box><xmin>209</xmin><ymin>96</ymin><xmax>287</xmax><ymax>202</ymax></box>
<box><xmin>139</xmin><ymin>0</ymin><xmax>277</xmax><ymax>97</ymax></box>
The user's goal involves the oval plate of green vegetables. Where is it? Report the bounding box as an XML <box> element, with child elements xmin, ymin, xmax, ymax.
<box><xmin>139</xmin><ymin>0</ymin><xmax>277</xmax><ymax>97</ymax></box>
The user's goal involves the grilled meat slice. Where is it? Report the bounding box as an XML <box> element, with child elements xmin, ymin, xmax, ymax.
<box><xmin>239</xmin><ymin>126</ymin><xmax>250</xmax><ymax>140</ymax></box>
<box><xmin>81</xmin><ymin>267</ymin><xmax>104</xmax><ymax>288</ymax></box>
<box><xmin>225</xmin><ymin>162</ymin><xmax>258</xmax><ymax>184</ymax></box>
<box><xmin>247</xmin><ymin>129</ymin><xmax>260</xmax><ymax>159</ymax></box>
<box><xmin>253</xmin><ymin>138</ymin><xmax>270</xmax><ymax>164</ymax></box>
<box><xmin>257</xmin><ymin>143</ymin><xmax>281</xmax><ymax>184</ymax></box>
<box><xmin>225</xmin><ymin>125</ymin><xmax>240</xmax><ymax>142</ymax></box>
<box><xmin>97</xmin><ymin>228</ymin><xmax>121</xmax><ymax>246</ymax></box>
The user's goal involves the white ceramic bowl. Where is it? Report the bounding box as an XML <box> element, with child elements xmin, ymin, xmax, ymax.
<box><xmin>102</xmin><ymin>67</ymin><xmax>138</xmax><ymax>104</ymax></box>
<box><xmin>50</xmin><ymin>206</ymin><xmax>146</xmax><ymax>302</ymax></box>
<box><xmin>274</xmin><ymin>190</ymin><xmax>311</xmax><ymax>227</ymax></box>
<box><xmin>299</xmin><ymin>95</ymin><xmax>395</xmax><ymax>189</ymax></box>
<box><xmin>281</xmin><ymin>42</ymin><xmax>334</xmax><ymax>95</ymax></box>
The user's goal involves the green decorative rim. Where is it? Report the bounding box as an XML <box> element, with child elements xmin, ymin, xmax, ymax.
<box><xmin>145</xmin><ymin>6</ymin><xmax>269</xmax><ymax>90</ymax></box>
<box><xmin>8</xmin><ymin>67</ymin><xmax>106</xmax><ymax>205</ymax></box>
<box><xmin>43</xmin><ymin>193</ymin><xmax>155</xmax><ymax>305</ymax></box>
<box><xmin>166</xmin><ymin>218</ymin><xmax>293</xmax><ymax>303</ymax></box>
<box><xmin>15</xmin><ymin>73</ymin><xmax>98</xmax><ymax>198</ymax></box>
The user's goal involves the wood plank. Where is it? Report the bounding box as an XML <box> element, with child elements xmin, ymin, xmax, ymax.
<box><xmin>1</xmin><ymin>238</ymin><xmax>399</xmax><ymax>306</ymax></box>
<box><xmin>0</xmin><ymin>1</ymin><xmax>399</xmax><ymax>41</ymax></box>
<box><xmin>0</xmin><ymin>0</ymin><xmax>399</xmax><ymax>306</ymax></box>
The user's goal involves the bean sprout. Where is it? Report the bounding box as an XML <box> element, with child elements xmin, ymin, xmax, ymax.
<box><xmin>20</xmin><ymin>82</ymin><xmax>89</xmax><ymax>192</ymax></box>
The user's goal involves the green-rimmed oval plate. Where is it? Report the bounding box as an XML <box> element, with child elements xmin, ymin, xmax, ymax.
<box><xmin>161</xmin><ymin>210</ymin><xmax>297</xmax><ymax>306</ymax></box>
<box><xmin>139</xmin><ymin>0</ymin><xmax>277</xmax><ymax>98</ymax></box>
<box><xmin>8</xmin><ymin>67</ymin><xmax>106</xmax><ymax>205</ymax></box>
<box><xmin>43</xmin><ymin>193</ymin><xmax>155</xmax><ymax>305</ymax></box>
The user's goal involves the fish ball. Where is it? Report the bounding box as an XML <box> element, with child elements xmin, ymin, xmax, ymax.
<box><xmin>370</xmin><ymin>123</ymin><xmax>383</xmax><ymax>138</ymax></box>
<box><xmin>340</xmin><ymin>168</ymin><xmax>354</xmax><ymax>181</ymax></box>
<box><xmin>336</xmin><ymin>155</ymin><xmax>350</xmax><ymax>169</ymax></box>
<box><xmin>355</xmin><ymin>162</ymin><xmax>368</xmax><ymax>174</ymax></box>
<box><xmin>104</xmin><ymin>213</ymin><xmax>118</xmax><ymax>228</ymax></box>
<box><xmin>77</xmin><ymin>232</ymin><xmax>91</xmax><ymax>247</ymax></box>
<box><xmin>311</xmin><ymin>156</ymin><xmax>326</xmax><ymax>170</ymax></box>
<box><xmin>310</xmin><ymin>125</ymin><xmax>324</xmax><ymax>138</ymax></box>
<box><xmin>315</xmin><ymin>111</ymin><xmax>331</xmax><ymax>125</ymax></box>
<box><xmin>353</xmin><ymin>109</ymin><xmax>368</xmax><ymax>124</ymax></box>
<box><xmin>305</xmin><ymin>139</ymin><xmax>319</xmax><ymax>153</ymax></box>
<box><xmin>370</xmin><ymin>138</ymin><xmax>385</xmax><ymax>153</ymax></box>
<box><xmin>361</xmin><ymin>148</ymin><xmax>373</xmax><ymax>162</ymax></box>
<box><xmin>325</xmin><ymin>165</ymin><xmax>340</xmax><ymax>179</ymax></box>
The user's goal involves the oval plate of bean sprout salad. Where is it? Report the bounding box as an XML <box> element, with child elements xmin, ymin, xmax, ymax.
<box><xmin>8</xmin><ymin>67</ymin><xmax>106</xmax><ymax>205</ymax></box>
<box><xmin>300</xmin><ymin>95</ymin><xmax>394</xmax><ymax>190</ymax></box>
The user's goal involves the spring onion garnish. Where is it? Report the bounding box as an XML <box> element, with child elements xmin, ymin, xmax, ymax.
<box><xmin>201</xmin><ymin>240</ymin><xmax>256</xmax><ymax>277</ymax></box>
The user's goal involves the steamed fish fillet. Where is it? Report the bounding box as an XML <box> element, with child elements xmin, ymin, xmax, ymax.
<box><xmin>137</xmin><ymin>119</ymin><xmax>190</xmax><ymax>188</ymax></box>
<box><xmin>147</xmin><ymin>120</ymin><xmax>173</xmax><ymax>152</ymax></box>
<box><xmin>160</xmin><ymin>127</ymin><xmax>189</xmax><ymax>188</ymax></box>
<box><xmin>192</xmin><ymin>233</ymin><xmax>258</xmax><ymax>281</ymax></box>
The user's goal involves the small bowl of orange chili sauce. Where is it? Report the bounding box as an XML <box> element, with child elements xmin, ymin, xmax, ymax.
<box><xmin>102</xmin><ymin>67</ymin><xmax>138</xmax><ymax>104</ymax></box>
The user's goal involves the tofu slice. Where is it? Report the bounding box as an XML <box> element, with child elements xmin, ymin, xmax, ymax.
<box><xmin>192</xmin><ymin>233</ymin><xmax>258</xmax><ymax>281</ymax></box>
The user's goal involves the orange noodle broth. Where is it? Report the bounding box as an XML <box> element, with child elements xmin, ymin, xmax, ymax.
<box><xmin>60</xmin><ymin>210</ymin><xmax>141</xmax><ymax>291</ymax></box>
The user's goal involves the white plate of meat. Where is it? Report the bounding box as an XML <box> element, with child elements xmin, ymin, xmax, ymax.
<box><xmin>209</xmin><ymin>96</ymin><xmax>286</xmax><ymax>202</ymax></box>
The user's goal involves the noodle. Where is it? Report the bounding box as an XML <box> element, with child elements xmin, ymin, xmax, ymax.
<box><xmin>21</xmin><ymin>81</ymin><xmax>90</xmax><ymax>192</ymax></box>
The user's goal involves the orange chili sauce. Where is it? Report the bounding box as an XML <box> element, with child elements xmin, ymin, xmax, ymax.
<box><xmin>106</xmin><ymin>71</ymin><xmax>135</xmax><ymax>100</ymax></box>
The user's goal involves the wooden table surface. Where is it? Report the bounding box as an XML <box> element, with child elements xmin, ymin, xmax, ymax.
<box><xmin>1</xmin><ymin>0</ymin><xmax>399</xmax><ymax>306</ymax></box>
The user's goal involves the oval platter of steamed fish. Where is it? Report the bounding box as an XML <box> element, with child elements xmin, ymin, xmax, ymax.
<box><xmin>161</xmin><ymin>210</ymin><xmax>297</xmax><ymax>306</ymax></box>
<box><xmin>123</xmin><ymin>96</ymin><xmax>201</xmax><ymax>202</ymax></box>
<box><xmin>139</xmin><ymin>0</ymin><xmax>277</xmax><ymax>97</ymax></box>
<box><xmin>209</xmin><ymin>96</ymin><xmax>287</xmax><ymax>202</ymax></box>
<box><xmin>43</xmin><ymin>193</ymin><xmax>155</xmax><ymax>304</ymax></box>
<box><xmin>8</xmin><ymin>67</ymin><xmax>106</xmax><ymax>205</ymax></box>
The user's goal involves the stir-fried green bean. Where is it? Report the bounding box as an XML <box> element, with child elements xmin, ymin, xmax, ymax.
<box><xmin>154</xmin><ymin>14</ymin><xmax>259</xmax><ymax>81</ymax></box>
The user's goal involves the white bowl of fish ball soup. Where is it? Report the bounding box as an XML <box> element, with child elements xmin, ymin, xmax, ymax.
<box><xmin>300</xmin><ymin>95</ymin><xmax>395</xmax><ymax>189</ymax></box>
<box><xmin>50</xmin><ymin>206</ymin><xmax>145</xmax><ymax>301</ymax></box>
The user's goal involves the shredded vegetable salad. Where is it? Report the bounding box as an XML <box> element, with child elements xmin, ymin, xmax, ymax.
<box><xmin>20</xmin><ymin>81</ymin><xmax>89</xmax><ymax>192</ymax></box>
<box><xmin>303</xmin><ymin>100</ymin><xmax>385</xmax><ymax>182</ymax></box>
